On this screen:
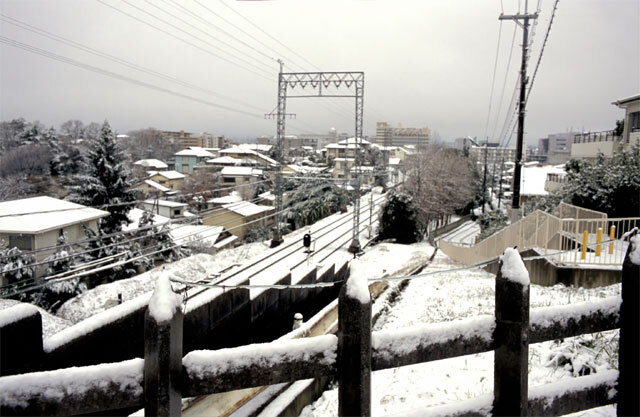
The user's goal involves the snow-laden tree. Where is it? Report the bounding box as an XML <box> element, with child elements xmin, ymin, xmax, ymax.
<box><xmin>378</xmin><ymin>190</ymin><xmax>423</xmax><ymax>243</ymax></box>
<box><xmin>136</xmin><ymin>210</ymin><xmax>188</xmax><ymax>264</ymax></box>
<box><xmin>404</xmin><ymin>145</ymin><xmax>476</xmax><ymax>227</ymax></box>
<box><xmin>561</xmin><ymin>146</ymin><xmax>640</xmax><ymax>218</ymax></box>
<box><xmin>284</xmin><ymin>176</ymin><xmax>350</xmax><ymax>230</ymax></box>
<box><xmin>67</xmin><ymin>121</ymin><xmax>137</xmax><ymax>233</ymax></box>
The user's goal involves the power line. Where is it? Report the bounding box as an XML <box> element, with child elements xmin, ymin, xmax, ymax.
<box><xmin>482</xmin><ymin>20</ymin><xmax>503</xmax><ymax>142</ymax></box>
<box><xmin>0</xmin><ymin>36</ymin><xmax>264</xmax><ymax>120</ymax></box>
<box><xmin>526</xmin><ymin>0</ymin><xmax>559</xmax><ymax>102</ymax></box>
<box><xmin>0</xmin><ymin>14</ymin><xmax>265</xmax><ymax>113</ymax></box>
<box><xmin>136</xmin><ymin>0</ymin><xmax>274</xmax><ymax>73</ymax></box>
<box><xmin>159</xmin><ymin>0</ymin><xmax>277</xmax><ymax>65</ymax></box>
<box><xmin>95</xmin><ymin>0</ymin><xmax>272</xmax><ymax>81</ymax></box>
<box><xmin>490</xmin><ymin>22</ymin><xmax>518</xmax><ymax>142</ymax></box>
<box><xmin>215</xmin><ymin>0</ymin><xmax>321</xmax><ymax>72</ymax></box>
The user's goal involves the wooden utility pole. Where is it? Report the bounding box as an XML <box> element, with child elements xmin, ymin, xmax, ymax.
<box><xmin>500</xmin><ymin>1</ymin><xmax>538</xmax><ymax>221</ymax></box>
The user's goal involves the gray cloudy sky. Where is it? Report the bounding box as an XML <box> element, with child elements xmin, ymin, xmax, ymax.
<box><xmin>0</xmin><ymin>0</ymin><xmax>638</xmax><ymax>145</ymax></box>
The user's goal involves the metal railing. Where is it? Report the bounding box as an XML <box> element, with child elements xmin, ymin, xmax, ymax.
<box><xmin>573</xmin><ymin>130</ymin><xmax>621</xmax><ymax>144</ymax></box>
<box><xmin>440</xmin><ymin>202</ymin><xmax>639</xmax><ymax>267</ymax></box>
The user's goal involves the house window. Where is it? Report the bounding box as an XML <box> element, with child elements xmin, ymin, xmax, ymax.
<box><xmin>182</xmin><ymin>164</ymin><xmax>189</xmax><ymax>172</ymax></box>
<box><xmin>630</xmin><ymin>112</ymin><xmax>640</xmax><ymax>132</ymax></box>
<box><xmin>9</xmin><ymin>234</ymin><xmax>33</xmax><ymax>251</ymax></box>
<box><xmin>174</xmin><ymin>209</ymin><xmax>181</xmax><ymax>216</ymax></box>
<box><xmin>223</xmin><ymin>177</ymin><xmax>235</xmax><ymax>183</ymax></box>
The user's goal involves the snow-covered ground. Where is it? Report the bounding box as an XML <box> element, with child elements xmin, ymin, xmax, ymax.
<box><xmin>300</xmin><ymin>248</ymin><xmax>620</xmax><ymax>417</ymax></box>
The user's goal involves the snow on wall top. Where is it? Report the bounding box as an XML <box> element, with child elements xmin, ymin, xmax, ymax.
<box><xmin>346</xmin><ymin>260</ymin><xmax>371</xmax><ymax>304</ymax></box>
<box><xmin>0</xmin><ymin>196</ymin><xmax>109</xmax><ymax>234</ymax></box>
<box><xmin>183</xmin><ymin>334</ymin><xmax>337</xmax><ymax>379</ymax></box>
<box><xmin>499</xmin><ymin>247</ymin><xmax>530</xmax><ymax>286</ymax></box>
<box><xmin>629</xmin><ymin>234</ymin><xmax>640</xmax><ymax>266</ymax></box>
<box><xmin>148</xmin><ymin>275</ymin><xmax>182</xmax><ymax>323</ymax></box>
<box><xmin>0</xmin><ymin>358</ymin><xmax>143</xmax><ymax>409</ymax></box>
<box><xmin>0</xmin><ymin>303</ymin><xmax>39</xmax><ymax>328</ymax></box>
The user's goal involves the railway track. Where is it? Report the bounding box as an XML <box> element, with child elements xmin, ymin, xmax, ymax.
<box><xmin>182</xmin><ymin>191</ymin><xmax>387</xmax><ymax>302</ymax></box>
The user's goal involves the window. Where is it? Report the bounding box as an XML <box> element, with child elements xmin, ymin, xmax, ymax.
<box><xmin>182</xmin><ymin>164</ymin><xmax>189</xmax><ymax>172</ymax></box>
<box><xmin>630</xmin><ymin>112</ymin><xmax>640</xmax><ymax>132</ymax></box>
<box><xmin>223</xmin><ymin>177</ymin><xmax>235</xmax><ymax>183</ymax></box>
<box><xmin>9</xmin><ymin>235</ymin><xmax>33</xmax><ymax>251</ymax></box>
<box><xmin>174</xmin><ymin>209</ymin><xmax>181</xmax><ymax>216</ymax></box>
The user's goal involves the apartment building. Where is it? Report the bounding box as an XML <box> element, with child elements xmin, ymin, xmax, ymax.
<box><xmin>375</xmin><ymin>122</ymin><xmax>430</xmax><ymax>147</ymax></box>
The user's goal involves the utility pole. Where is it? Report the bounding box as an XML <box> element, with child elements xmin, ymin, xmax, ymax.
<box><xmin>271</xmin><ymin>59</ymin><xmax>286</xmax><ymax>248</ymax></box>
<box><xmin>500</xmin><ymin>1</ymin><xmax>538</xmax><ymax>221</ymax></box>
<box><xmin>481</xmin><ymin>144</ymin><xmax>488</xmax><ymax>214</ymax></box>
<box><xmin>498</xmin><ymin>158</ymin><xmax>505</xmax><ymax>210</ymax></box>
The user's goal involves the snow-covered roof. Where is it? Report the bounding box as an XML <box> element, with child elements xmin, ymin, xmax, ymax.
<box><xmin>208</xmin><ymin>191</ymin><xmax>242</xmax><ymax>204</ymax></box>
<box><xmin>350</xmin><ymin>166</ymin><xmax>375</xmax><ymax>172</ymax></box>
<box><xmin>213</xmin><ymin>234</ymin><xmax>238</xmax><ymax>249</ymax></box>
<box><xmin>220</xmin><ymin>166</ymin><xmax>262</xmax><ymax>176</ymax></box>
<box><xmin>389</xmin><ymin>157</ymin><xmax>401</xmax><ymax>165</ymax></box>
<box><xmin>142</xmin><ymin>199</ymin><xmax>188</xmax><ymax>208</ymax></box>
<box><xmin>207</xmin><ymin>156</ymin><xmax>241</xmax><ymax>165</ymax></box>
<box><xmin>258</xmin><ymin>191</ymin><xmax>276</xmax><ymax>202</ymax></box>
<box><xmin>334</xmin><ymin>157</ymin><xmax>355</xmax><ymax>162</ymax></box>
<box><xmin>612</xmin><ymin>93</ymin><xmax>640</xmax><ymax>106</ymax></box>
<box><xmin>170</xmin><ymin>225</ymin><xmax>223</xmax><ymax>247</ymax></box>
<box><xmin>134</xmin><ymin>159</ymin><xmax>168</xmax><ymax>169</ymax></box>
<box><xmin>0</xmin><ymin>196</ymin><xmax>109</xmax><ymax>234</ymax></box>
<box><xmin>220</xmin><ymin>146</ymin><xmax>276</xmax><ymax>166</ymax></box>
<box><xmin>238</xmin><ymin>143</ymin><xmax>273</xmax><ymax>152</ymax></box>
<box><xmin>223</xmin><ymin>202</ymin><xmax>274</xmax><ymax>217</ymax></box>
<box><xmin>175</xmin><ymin>147</ymin><xmax>214</xmax><ymax>158</ymax></box>
<box><xmin>150</xmin><ymin>171</ymin><xmax>185</xmax><ymax>180</ymax></box>
<box><xmin>142</xmin><ymin>179</ymin><xmax>170</xmax><ymax>192</ymax></box>
<box><xmin>122</xmin><ymin>208</ymin><xmax>170</xmax><ymax>232</ymax></box>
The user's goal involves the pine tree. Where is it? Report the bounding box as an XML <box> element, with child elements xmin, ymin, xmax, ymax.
<box><xmin>68</xmin><ymin>121</ymin><xmax>136</xmax><ymax>233</ymax></box>
<box><xmin>378</xmin><ymin>191</ymin><xmax>423</xmax><ymax>244</ymax></box>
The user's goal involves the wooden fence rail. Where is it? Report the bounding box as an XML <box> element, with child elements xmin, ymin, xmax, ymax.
<box><xmin>1</xmin><ymin>234</ymin><xmax>638</xmax><ymax>417</ymax></box>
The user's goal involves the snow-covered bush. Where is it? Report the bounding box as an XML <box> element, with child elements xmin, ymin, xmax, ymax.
<box><xmin>284</xmin><ymin>176</ymin><xmax>350</xmax><ymax>230</ymax></box>
<box><xmin>378</xmin><ymin>191</ymin><xmax>423</xmax><ymax>244</ymax></box>
<box><xmin>245</xmin><ymin>225</ymin><xmax>272</xmax><ymax>243</ymax></box>
<box><xmin>477</xmin><ymin>210</ymin><xmax>509</xmax><ymax>241</ymax></box>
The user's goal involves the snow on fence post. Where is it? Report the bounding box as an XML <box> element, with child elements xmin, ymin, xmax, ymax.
<box><xmin>617</xmin><ymin>231</ymin><xmax>639</xmax><ymax>417</ymax></box>
<box><xmin>144</xmin><ymin>276</ymin><xmax>183</xmax><ymax>417</ymax></box>
<box><xmin>338</xmin><ymin>264</ymin><xmax>372</xmax><ymax>417</ymax></box>
<box><xmin>493</xmin><ymin>248</ymin><xmax>530</xmax><ymax>417</ymax></box>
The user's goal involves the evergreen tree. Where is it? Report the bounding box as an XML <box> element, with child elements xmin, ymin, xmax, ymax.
<box><xmin>136</xmin><ymin>210</ymin><xmax>187</xmax><ymax>263</ymax></box>
<box><xmin>561</xmin><ymin>146</ymin><xmax>640</xmax><ymax>218</ymax></box>
<box><xmin>284</xmin><ymin>176</ymin><xmax>350</xmax><ymax>230</ymax></box>
<box><xmin>68</xmin><ymin>121</ymin><xmax>136</xmax><ymax>233</ymax></box>
<box><xmin>378</xmin><ymin>190</ymin><xmax>423</xmax><ymax>244</ymax></box>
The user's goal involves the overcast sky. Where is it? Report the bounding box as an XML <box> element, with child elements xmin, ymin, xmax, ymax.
<box><xmin>1</xmin><ymin>0</ymin><xmax>638</xmax><ymax>145</ymax></box>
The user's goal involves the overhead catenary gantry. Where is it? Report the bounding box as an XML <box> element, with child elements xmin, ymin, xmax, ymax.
<box><xmin>270</xmin><ymin>64</ymin><xmax>365</xmax><ymax>255</ymax></box>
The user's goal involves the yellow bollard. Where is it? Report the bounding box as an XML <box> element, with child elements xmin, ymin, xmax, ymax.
<box><xmin>581</xmin><ymin>230</ymin><xmax>588</xmax><ymax>260</ymax></box>
<box><xmin>596</xmin><ymin>227</ymin><xmax>602</xmax><ymax>257</ymax></box>
<box><xmin>609</xmin><ymin>225</ymin><xmax>616</xmax><ymax>255</ymax></box>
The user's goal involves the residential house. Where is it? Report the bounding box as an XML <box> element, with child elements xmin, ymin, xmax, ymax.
<box><xmin>612</xmin><ymin>93</ymin><xmax>640</xmax><ymax>148</ymax></box>
<box><xmin>174</xmin><ymin>147</ymin><xmax>215</xmax><ymax>173</ymax></box>
<box><xmin>0</xmin><ymin>196</ymin><xmax>109</xmax><ymax>281</ymax></box>
<box><xmin>206</xmin><ymin>156</ymin><xmax>243</xmax><ymax>168</ymax></box>
<box><xmin>201</xmin><ymin>201</ymin><xmax>274</xmax><ymax>240</ymax></box>
<box><xmin>219</xmin><ymin>146</ymin><xmax>276</xmax><ymax>168</ymax></box>
<box><xmin>134</xmin><ymin>179</ymin><xmax>172</xmax><ymax>197</ymax></box>
<box><xmin>141</xmin><ymin>199</ymin><xmax>188</xmax><ymax>219</ymax></box>
<box><xmin>219</xmin><ymin>166</ymin><xmax>263</xmax><ymax>189</ymax></box>
<box><xmin>207</xmin><ymin>191</ymin><xmax>242</xmax><ymax>209</ymax></box>
<box><xmin>148</xmin><ymin>171</ymin><xmax>186</xmax><ymax>191</ymax></box>
<box><xmin>333</xmin><ymin>158</ymin><xmax>355</xmax><ymax>180</ymax></box>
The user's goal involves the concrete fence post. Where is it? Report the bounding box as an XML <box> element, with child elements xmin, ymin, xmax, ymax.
<box><xmin>144</xmin><ymin>277</ymin><xmax>183</xmax><ymax>417</ymax></box>
<box><xmin>617</xmin><ymin>230</ymin><xmax>639</xmax><ymax>417</ymax></box>
<box><xmin>493</xmin><ymin>248</ymin><xmax>530</xmax><ymax>416</ymax></box>
<box><xmin>0</xmin><ymin>304</ymin><xmax>43</xmax><ymax>376</ymax></box>
<box><xmin>338</xmin><ymin>269</ymin><xmax>372</xmax><ymax>417</ymax></box>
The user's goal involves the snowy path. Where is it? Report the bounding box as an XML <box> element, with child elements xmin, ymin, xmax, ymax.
<box><xmin>300</xmin><ymin>249</ymin><xmax>620</xmax><ymax>417</ymax></box>
<box><xmin>439</xmin><ymin>220</ymin><xmax>480</xmax><ymax>245</ymax></box>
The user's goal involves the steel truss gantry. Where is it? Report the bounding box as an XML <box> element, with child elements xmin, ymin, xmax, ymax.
<box><xmin>271</xmin><ymin>69</ymin><xmax>365</xmax><ymax>255</ymax></box>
